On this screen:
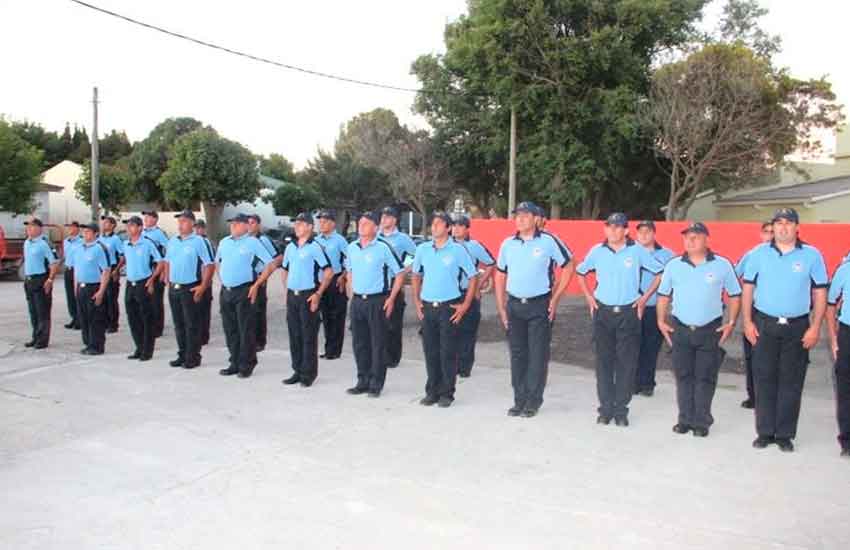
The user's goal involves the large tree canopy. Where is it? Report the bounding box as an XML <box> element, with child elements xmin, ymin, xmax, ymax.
<box><xmin>0</xmin><ymin>119</ymin><xmax>43</xmax><ymax>214</ymax></box>
<box><xmin>258</xmin><ymin>153</ymin><xmax>296</xmax><ymax>182</ymax></box>
<box><xmin>75</xmin><ymin>159</ymin><xmax>134</xmax><ymax>215</ymax></box>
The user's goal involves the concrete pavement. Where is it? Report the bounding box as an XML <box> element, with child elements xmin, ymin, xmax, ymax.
<box><xmin>1</xmin><ymin>278</ymin><xmax>849</xmax><ymax>549</ymax></box>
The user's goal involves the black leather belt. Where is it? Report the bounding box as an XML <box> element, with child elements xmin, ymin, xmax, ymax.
<box><xmin>598</xmin><ymin>302</ymin><xmax>634</xmax><ymax>314</ymax></box>
<box><xmin>77</xmin><ymin>282</ymin><xmax>99</xmax><ymax>288</ymax></box>
<box><xmin>223</xmin><ymin>282</ymin><xmax>251</xmax><ymax>291</ymax></box>
<box><xmin>170</xmin><ymin>282</ymin><xmax>197</xmax><ymax>290</ymax></box>
<box><xmin>674</xmin><ymin>317</ymin><xmax>722</xmax><ymax>331</ymax></box>
<box><xmin>25</xmin><ymin>274</ymin><xmax>48</xmax><ymax>281</ymax></box>
<box><xmin>508</xmin><ymin>292</ymin><xmax>550</xmax><ymax>305</ymax></box>
<box><xmin>356</xmin><ymin>292</ymin><xmax>387</xmax><ymax>300</ymax></box>
<box><xmin>755</xmin><ymin>309</ymin><xmax>809</xmax><ymax>325</ymax></box>
<box><xmin>128</xmin><ymin>277</ymin><xmax>149</xmax><ymax>287</ymax></box>
<box><xmin>425</xmin><ymin>297</ymin><xmax>461</xmax><ymax>308</ymax></box>
<box><xmin>288</xmin><ymin>288</ymin><xmax>317</xmax><ymax>297</ymax></box>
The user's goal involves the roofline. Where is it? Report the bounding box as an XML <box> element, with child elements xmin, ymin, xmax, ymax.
<box><xmin>716</xmin><ymin>188</ymin><xmax>850</xmax><ymax>206</ymax></box>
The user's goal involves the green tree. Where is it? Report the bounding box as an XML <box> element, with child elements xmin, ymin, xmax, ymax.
<box><xmin>68</xmin><ymin>126</ymin><xmax>91</xmax><ymax>163</ymax></box>
<box><xmin>258</xmin><ymin>153</ymin><xmax>296</xmax><ymax>182</ymax></box>
<box><xmin>0</xmin><ymin>119</ymin><xmax>43</xmax><ymax>214</ymax></box>
<box><xmin>159</xmin><ymin>128</ymin><xmax>260</xmax><ymax>233</ymax></box>
<box><xmin>99</xmin><ymin>130</ymin><xmax>133</xmax><ymax>165</ymax></box>
<box><xmin>74</xmin><ymin>159</ymin><xmax>135</xmax><ymax>214</ymax></box>
<box><xmin>9</xmin><ymin>120</ymin><xmax>66</xmax><ymax>170</ymax></box>
<box><xmin>268</xmin><ymin>183</ymin><xmax>322</xmax><ymax>217</ymax></box>
<box><xmin>128</xmin><ymin>117</ymin><xmax>204</xmax><ymax>205</ymax></box>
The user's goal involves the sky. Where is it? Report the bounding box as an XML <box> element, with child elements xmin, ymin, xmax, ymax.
<box><xmin>1</xmin><ymin>0</ymin><xmax>848</xmax><ymax>168</ymax></box>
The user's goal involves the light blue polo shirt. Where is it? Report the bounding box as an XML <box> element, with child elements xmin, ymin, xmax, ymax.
<box><xmin>742</xmin><ymin>240</ymin><xmax>829</xmax><ymax>318</ymax></box>
<box><xmin>282</xmin><ymin>238</ymin><xmax>331</xmax><ymax>291</ymax></box>
<box><xmin>215</xmin><ymin>234</ymin><xmax>274</xmax><ymax>288</ymax></box>
<box><xmin>496</xmin><ymin>231</ymin><xmax>568</xmax><ymax>299</ymax></box>
<box><xmin>381</xmin><ymin>228</ymin><xmax>417</xmax><ymax>266</ymax></box>
<box><xmin>165</xmin><ymin>234</ymin><xmax>213</xmax><ymax>285</ymax></box>
<box><xmin>344</xmin><ymin>237</ymin><xmax>404</xmax><ymax>295</ymax></box>
<box><xmin>641</xmin><ymin>244</ymin><xmax>675</xmax><ymax>307</ymax></box>
<box><xmin>254</xmin><ymin>234</ymin><xmax>280</xmax><ymax>274</ymax></box>
<box><xmin>316</xmin><ymin>231</ymin><xmax>349</xmax><ymax>275</ymax></box>
<box><xmin>455</xmin><ymin>238</ymin><xmax>495</xmax><ymax>290</ymax></box>
<box><xmin>74</xmin><ymin>241</ymin><xmax>110</xmax><ymax>283</ymax></box>
<box><xmin>63</xmin><ymin>235</ymin><xmax>82</xmax><ymax>269</ymax></box>
<box><xmin>734</xmin><ymin>244</ymin><xmax>763</xmax><ymax>278</ymax></box>
<box><xmin>123</xmin><ymin>236</ymin><xmax>163</xmax><ymax>282</ymax></box>
<box><xmin>829</xmin><ymin>262</ymin><xmax>850</xmax><ymax>326</ymax></box>
<box><xmin>97</xmin><ymin>233</ymin><xmax>124</xmax><ymax>267</ymax></box>
<box><xmin>23</xmin><ymin>237</ymin><xmax>58</xmax><ymax>276</ymax></box>
<box><xmin>412</xmin><ymin>239</ymin><xmax>478</xmax><ymax>302</ymax></box>
<box><xmin>541</xmin><ymin>230</ymin><xmax>574</xmax><ymax>263</ymax></box>
<box><xmin>576</xmin><ymin>239</ymin><xmax>664</xmax><ymax>306</ymax></box>
<box><xmin>142</xmin><ymin>226</ymin><xmax>169</xmax><ymax>255</ymax></box>
<box><xmin>658</xmin><ymin>252</ymin><xmax>742</xmax><ymax>326</ymax></box>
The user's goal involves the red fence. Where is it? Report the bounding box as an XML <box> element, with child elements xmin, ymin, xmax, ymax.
<box><xmin>469</xmin><ymin>220</ymin><xmax>850</xmax><ymax>294</ymax></box>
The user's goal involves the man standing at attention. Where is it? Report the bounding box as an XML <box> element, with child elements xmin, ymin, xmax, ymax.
<box><xmin>634</xmin><ymin>220</ymin><xmax>675</xmax><ymax>397</ymax></box>
<box><xmin>315</xmin><ymin>210</ymin><xmax>350</xmax><ymax>360</ymax></box>
<box><xmin>22</xmin><ymin>218</ymin><xmax>59</xmax><ymax>349</ymax></box>
<box><xmin>61</xmin><ymin>221</ymin><xmax>82</xmax><ymax>330</ymax></box>
<box><xmin>742</xmin><ymin>208</ymin><xmax>828</xmax><ymax>453</ymax></box>
<box><xmin>344</xmin><ymin>211</ymin><xmax>406</xmax><ymax>397</ymax></box>
<box><xmin>247</xmin><ymin>214</ymin><xmax>281</xmax><ymax>352</ymax></box>
<box><xmin>194</xmin><ymin>219</ymin><xmax>215</xmax><ymax>346</ymax></box>
<box><xmin>121</xmin><ymin>216</ymin><xmax>166</xmax><ymax>361</ymax></box>
<box><xmin>379</xmin><ymin>206</ymin><xmax>417</xmax><ymax>369</ymax></box>
<box><xmin>142</xmin><ymin>211</ymin><xmax>169</xmax><ymax>338</ymax></box>
<box><xmin>494</xmin><ymin>201</ymin><xmax>574</xmax><ymax>418</ymax></box>
<box><xmin>576</xmin><ymin>213</ymin><xmax>663</xmax><ymax>427</ymax></box>
<box><xmin>74</xmin><ymin>222</ymin><xmax>111</xmax><ymax>355</ymax></box>
<box><xmin>98</xmin><ymin>215</ymin><xmax>124</xmax><ymax>334</ymax></box>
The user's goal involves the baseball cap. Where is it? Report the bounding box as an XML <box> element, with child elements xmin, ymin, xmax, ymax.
<box><xmin>636</xmin><ymin>220</ymin><xmax>656</xmax><ymax>231</ymax></box>
<box><xmin>430</xmin><ymin>210</ymin><xmax>453</xmax><ymax>227</ymax></box>
<box><xmin>81</xmin><ymin>222</ymin><xmax>99</xmax><ymax>232</ymax></box>
<box><xmin>246</xmin><ymin>214</ymin><xmax>262</xmax><ymax>223</ymax></box>
<box><xmin>24</xmin><ymin>218</ymin><xmax>44</xmax><ymax>227</ymax></box>
<box><xmin>100</xmin><ymin>215</ymin><xmax>117</xmax><ymax>224</ymax></box>
<box><xmin>359</xmin><ymin>210</ymin><xmax>381</xmax><ymax>226</ymax></box>
<box><xmin>681</xmin><ymin>222</ymin><xmax>710</xmax><ymax>236</ymax></box>
<box><xmin>141</xmin><ymin>210</ymin><xmax>159</xmax><ymax>219</ymax></box>
<box><xmin>772</xmin><ymin>207</ymin><xmax>799</xmax><ymax>224</ymax></box>
<box><xmin>605</xmin><ymin>213</ymin><xmax>628</xmax><ymax>227</ymax></box>
<box><xmin>122</xmin><ymin>215</ymin><xmax>143</xmax><ymax>226</ymax></box>
<box><xmin>174</xmin><ymin>210</ymin><xmax>196</xmax><ymax>221</ymax></box>
<box><xmin>512</xmin><ymin>201</ymin><xmax>538</xmax><ymax>215</ymax></box>
<box><xmin>316</xmin><ymin>209</ymin><xmax>336</xmax><ymax>221</ymax></box>
<box><xmin>64</xmin><ymin>221</ymin><xmax>80</xmax><ymax>228</ymax></box>
<box><xmin>381</xmin><ymin>206</ymin><xmax>399</xmax><ymax>219</ymax></box>
<box><xmin>194</xmin><ymin>219</ymin><xmax>206</xmax><ymax>228</ymax></box>
<box><xmin>452</xmin><ymin>213</ymin><xmax>471</xmax><ymax>227</ymax></box>
<box><xmin>226</xmin><ymin>213</ymin><xmax>250</xmax><ymax>223</ymax></box>
<box><xmin>294</xmin><ymin>212</ymin><xmax>314</xmax><ymax>225</ymax></box>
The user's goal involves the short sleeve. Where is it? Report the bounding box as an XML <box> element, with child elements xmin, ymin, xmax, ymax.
<box><xmin>828</xmin><ymin>265</ymin><xmax>848</xmax><ymax>305</ymax></box>
<box><xmin>313</xmin><ymin>243</ymin><xmax>330</xmax><ymax>269</ymax></box>
<box><xmin>723</xmin><ymin>261</ymin><xmax>743</xmax><ymax>296</ymax></box>
<box><xmin>547</xmin><ymin>238</ymin><xmax>567</xmax><ymax>267</ymax></box>
<box><xmin>411</xmin><ymin>246</ymin><xmax>424</xmax><ymax>275</ymax></box>
<box><xmin>576</xmin><ymin>247</ymin><xmax>597</xmax><ymax>276</ymax></box>
<box><xmin>96</xmin><ymin>248</ymin><xmax>109</xmax><ymax>270</ymax></box>
<box><xmin>214</xmin><ymin>240</ymin><xmax>223</xmax><ymax>263</ymax></box>
<box><xmin>150</xmin><ymin>242</ymin><xmax>164</xmax><ymax>263</ymax></box>
<box><xmin>657</xmin><ymin>265</ymin><xmax>674</xmax><ymax>297</ymax></box>
<box><xmin>742</xmin><ymin>250</ymin><xmax>761</xmax><ymax>284</ymax></box>
<box><xmin>115</xmin><ymin>238</ymin><xmax>125</xmax><ymax>256</ymax></box>
<box><xmin>638</xmin><ymin>246</ymin><xmax>663</xmax><ymax>274</ymax></box>
<box><xmin>343</xmin><ymin>245</ymin><xmax>352</xmax><ymax>271</ymax></box>
<box><xmin>496</xmin><ymin>240</ymin><xmax>509</xmax><ymax>273</ymax></box>
<box><xmin>458</xmin><ymin>247</ymin><xmax>478</xmax><ymax>279</ymax></box>
<box><xmin>281</xmin><ymin>245</ymin><xmax>291</xmax><ymax>270</ymax></box>
<box><xmin>384</xmin><ymin>243</ymin><xmax>403</xmax><ymax>276</ymax></box>
<box><xmin>734</xmin><ymin>251</ymin><xmax>749</xmax><ymax>278</ymax></box>
<box><xmin>474</xmin><ymin>242</ymin><xmax>496</xmax><ymax>266</ymax></box>
<box><xmin>197</xmin><ymin>239</ymin><xmax>213</xmax><ymax>265</ymax></box>
<box><xmin>45</xmin><ymin>242</ymin><xmax>59</xmax><ymax>264</ymax></box>
<box><xmin>810</xmin><ymin>250</ymin><xmax>829</xmax><ymax>288</ymax></box>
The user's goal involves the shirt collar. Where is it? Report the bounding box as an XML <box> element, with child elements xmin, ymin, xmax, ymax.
<box><xmin>602</xmin><ymin>238</ymin><xmax>635</xmax><ymax>253</ymax></box>
<box><xmin>382</xmin><ymin>228</ymin><xmax>399</xmax><ymax>238</ymax></box>
<box><xmin>681</xmin><ymin>249</ymin><xmax>716</xmax><ymax>267</ymax></box>
<box><xmin>513</xmin><ymin>229</ymin><xmax>542</xmax><ymax>241</ymax></box>
<box><xmin>769</xmin><ymin>238</ymin><xmax>804</xmax><ymax>255</ymax></box>
<box><xmin>177</xmin><ymin>233</ymin><xmax>197</xmax><ymax>241</ymax></box>
<box><xmin>431</xmin><ymin>238</ymin><xmax>451</xmax><ymax>250</ymax></box>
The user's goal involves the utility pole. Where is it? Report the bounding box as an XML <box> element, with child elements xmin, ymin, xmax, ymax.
<box><xmin>508</xmin><ymin>106</ymin><xmax>517</xmax><ymax>218</ymax></box>
<box><xmin>90</xmin><ymin>86</ymin><xmax>100</xmax><ymax>222</ymax></box>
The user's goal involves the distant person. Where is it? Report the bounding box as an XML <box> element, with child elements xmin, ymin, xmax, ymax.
<box><xmin>74</xmin><ymin>222</ymin><xmax>111</xmax><ymax>355</ymax></box>
<box><xmin>634</xmin><ymin>221</ymin><xmax>675</xmax><ymax>397</ymax></box>
<box><xmin>577</xmin><ymin>213</ymin><xmax>663</xmax><ymax>427</ymax></box>
<box><xmin>194</xmin><ymin>220</ymin><xmax>215</xmax><ymax>346</ymax></box>
<box><xmin>97</xmin><ymin>216</ymin><xmax>124</xmax><ymax>333</ymax></box>
<box><xmin>379</xmin><ymin>206</ymin><xmax>417</xmax><ymax>369</ymax></box>
<box><xmin>734</xmin><ymin>221</ymin><xmax>774</xmax><ymax>409</ymax></box>
<box><xmin>742</xmin><ymin>208</ymin><xmax>828</xmax><ymax>453</ymax></box>
<box><xmin>827</xmin><ymin>258</ymin><xmax>850</xmax><ymax>458</ymax></box>
<box><xmin>121</xmin><ymin>216</ymin><xmax>165</xmax><ymax>361</ymax></box>
<box><xmin>315</xmin><ymin>210</ymin><xmax>350</xmax><ymax>360</ymax></box>
<box><xmin>22</xmin><ymin>218</ymin><xmax>59</xmax><ymax>349</ymax></box>
<box><xmin>656</xmin><ymin>223</ymin><xmax>741</xmax><ymax>438</ymax></box>
<box><xmin>61</xmin><ymin>221</ymin><xmax>83</xmax><ymax>330</ymax></box>
<box><xmin>247</xmin><ymin>214</ymin><xmax>282</xmax><ymax>352</ymax></box>
<box><xmin>142</xmin><ymin>211</ymin><xmax>169</xmax><ymax>338</ymax></box>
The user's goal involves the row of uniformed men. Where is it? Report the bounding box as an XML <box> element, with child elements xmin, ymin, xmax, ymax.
<box><xmin>20</xmin><ymin>203</ymin><xmax>850</xmax><ymax>456</ymax></box>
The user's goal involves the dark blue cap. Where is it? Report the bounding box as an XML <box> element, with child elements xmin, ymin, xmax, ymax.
<box><xmin>513</xmin><ymin>201</ymin><xmax>538</xmax><ymax>215</ymax></box>
<box><xmin>247</xmin><ymin>213</ymin><xmax>262</xmax><ymax>224</ymax></box>
<box><xmin>227</xmin><ymin>213</ymin><xmax>250</xmax><ymax>223</ymax></box>
<box><xmin>636</xmin><ymin>220</ymin><xmax>656</xmax><ymax>231</ymax></box>
<box><xmin>381</xmin><ymin>206</ymin><xmax>399</xmax><ymax>219</ymax></box>
<box><xmin>772</xmin><ymin>207</ymin><xmax>799</xmax><ymax>224</ymax></box>
<box><xmin>81</xmin><ymin>222</ymin><xmax>99</xmax><ymax>232</ymax></box>
<box><xmin>194</xmin><ymin>219</ymin><xmax>206</xmax><ymax>228</ymax></box>
<box><xmin>452</xmin><ymin>213</ymin><xmax>471</xmax><ymax>227</ymax></box>
<box><xmin>430</xmin><ymin>210</ymin><xmax>453</xmax><ymax>227</ymax></box>
<box><xmin>100</xmin><ymin>215</ymin><xmax>117</xmax><ymax>224</ymax></box>
<box><xmin>605</xmin><ymin>213</ymin><xmax>628</xmax><ymax>227</ymax></box>
<box><xmin>24</xmin><ymin>218</ymin><xmax>44</xmax><ymax>227</ymax></box>
<box><xmin>64</xmin><ymin>221</ymin><xmax>80</xmax><ymax>228</ymax></box>
<box><xmin>359</xmin><ymin>210</ymin><xmax>381</xmax><ymax>225</ymax></box>
<box><xmin>681</xmin><ymin>222</ymin><xmax>710</xmax><ymax>236</ymax></box>
<box><xmin>122</xmin><ymin>215</ymin><xmax>143</xmax><ymax>226</ymax></box>
<box><xmin>294</xmin><ymin>212</ymin><xmax>314</xmax><ymax>225</ymax></box>
<box><xmin>316</xmin><ymin>209</ymin><xmax>336</xmax><ymax>221</ymax></box>
<box><xmin>174</xmin><ymin>210</ymin><xmax>196</xmax><ymax>221</ymax></box>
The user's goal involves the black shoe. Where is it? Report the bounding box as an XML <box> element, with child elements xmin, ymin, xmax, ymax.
<box><xmin>672</xmin><ymin>423</ymin><xmax>691</xmax><ymax>434</ymax></box>
<box><xmin>299</xmin><ymin>379</ymin><xmax>314</xmax><ymax>387</ymax></box>
<box><xmin>64</xmin><ymin>321</ymin><xmax>76</xmax><ymax>329</ymax></box>
<box><xmin>776</xmin><ymin>438</ymin><xmax>794</xmax><ymax>452</ymax></box>
<box><xmin>238</xmin><ymin>367</ymin><xmax>254</xmax><ymax>379</ymax></box>
<box><xmin>127</xmin><ymin>352</ymin><xmax>142</xmax><ymax>360</ymax></box>
<box><xmin>438</xmin><ymin>397</ymin><xmax>454</xmax><ymax>408</ymax></box>
<box><xmin>183</xmin><ymin>363</ymin><xmax>199</xmax><ymax>370</ymax></box>
<box><xmin>88</xmin><ymin>350</ymin><xmax>104</xmax><ymax>356</ymax></box>
<box><xmin>282</xmin><ymin>374</ymin><xmax>301</xmax><ymax>385</ymax></box>
<box><xmin>597</xmin><ymin>415</ymin><xmax>612</xmax><ymax>425</ymax></box>
<box><xmin>387</xmin><ymin>363</ymin><xmax>399</xmax><ymax>369</ymax></box>
<box><xmin>841</xmin><ymin>447</ymin><xmax>850</xmax><ymax>458</ymax></box>
<box><xmin>72</xmin><ymin>323</ymin><xmax>81</xmax><ymax>330</ymax></box>
<box><xmin>346</xmin><ymin>386</ymin><xmax>369</xmax><ymax>395</ymax></box>
<box><xmin>420</xmin><ymin>395</ymin><xmax>438</xmax><ymax>406</ymax></box>
<box><xmin>81</xmin><ymin>348</ymin><xmax>91</xmax><ymax>355</ymax></box>
<box><xmin>520</xmin><ymin>407</ymin><xmax>538</xmax><ymax>418</ymax></box>
<box><xmin>692</xmin><ymin>427</ymin><xmax>709</xmax><ymax>438</ymax></box>
<box><xmin>219</xmin><ymin>367</ymin><xmax>239</xmax><ymax>376</ymax></box>
<box><xmin>639</xmin><ymin>388</ymin><xmax>654</xmax><ymax>397</ymax></box>
<box><xmin>752</xmin><ymin>436</ymin><xmax>774</xmax><ymax>449</ymax></box>
<box><xmin>319</xmin><ymin>353</ymin><xmax>327</xmax><ymax>359</ymax></box>
<box><xmin>24</xmin><ymin>341</ymin><xmax>35</xmax><ymax>348</ymax></box>
<box><xmin>107</xmin><ymin>328</ymin><xmax>118</xmax><ymax>334</ymax></box>
<box><xmin>367</xmin><ymin>390</ymin><xmax>381</xmax><ymax>398</ymax></box>
<box><xmin>169</xmin><ymin>358</ymin><xmax>184</xmax><ymax>368</ymax></box>
<box><xmin>256</xmin><ymin>345</ymin><xmax>265</xmax><ymax>353</ymax></box>
<box><xmin>507</xmin><ymin>406</ymin><xmax>523</xmax><ymax>417</ymax></box>
<box><xmin>458</xmin><ymin>371</ymin><xmax>471</xmax><ymax>378</ymax></box>
<box><xmin>34</xmin><ymin>343</ymin><xmax>48</xmax><ymax>350</ymax></box>
<box><xmin>139</xmin><ymin>356</ymin><xmax>152</xmax><ymax>362</ymax></box>
<box><xmin>324</xmin><ymin>354</ymin><xmax>340</xmax><ymax>360</ymax></box>
<box><xmin>614</xmin><ymin>416</ymin><xmax>629</xmax><ymax>427</ymax></box>
<box><xmin>741</xmin><ymin>398</ymin><xmax>755</xmax><ymax>409</ymax></box>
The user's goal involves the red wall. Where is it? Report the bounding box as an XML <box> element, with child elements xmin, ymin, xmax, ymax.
<box><xmin>470</xmin><ymin>220</ymin><xmax>850</xmax><ymax>294</ymax></box>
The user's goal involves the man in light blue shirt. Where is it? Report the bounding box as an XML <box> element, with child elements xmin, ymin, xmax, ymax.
<box><xmin>98</xmin><ymin>216</ymin><xmax>124</xmax><ymax>333</ymax></box>
<box><xmin>121</xmin><ymin>216</ymin><xmax>165</xmax><ymax>361</ymax></box>
<box><xmin>74</xmin><ymin>223</ymin><xmax>111</xmax><ymax>355</ymax></box>
<box><xmin>411</xmin><ymin>211</ymin><xmax>478</xmax><ymax>407</ymax></box>
<box><xmin>164</xmin><ymin>210</ymin><xmax>214</xmax><ymax>370</ymax></box>
<box><xmin>452</xmin><ymin>214</ymin><xmax>496</xmax><ymax>378</ymax></box>
<box><xmin>194</xmin><ymin>219</ymin><xmax>215</xmax><ymax>346</ymax></box>
<box><xmin>576</xmin><ymin>213</ymin><xmax>663</xmax><ymax>426</ymax></box>
<box><xmin>634</xmin><ymin>220</ymin><xmax>676</xmax><ymax>397</ymax></box>
<box><xmin>22</xmin><ymin>218</ymin><xmax>59</xmax><ymax>349</ymax></box>
<box><xmin>734</xmin><ymin>221</ymin><xmax>774</xmax><ymax>410</ymax></box>
<box><xmin>343</xmin><ymin>211</ymin><xmax>406</xmax><ymax>397</ymax></box>
<box><xmin>247</xmin><ymin>214</ymin><xmax>282</xmax><ymax>352</ymax></box>
<box><xmin>316</xmin><ymin>210</ymin><xmax>350</xmax><ymax>360</ymax></box>
<box><xmin>142</xmin><ymin>211</ymin><xmax>169</xmax><ymax>338</ymax></box>
<box><xmin>216</xmin><ymin>213</ymin><xmax>276</xmax><ymax>378</ymax></box>
<box><xmin>61</xmin><ymin>221</ymin><xmax>83</xmax><ymax>330</ymax></box>
<box><xmin>657</xmin><ymin>222</ymin><xmax>741</xmax><ymax>437</ymax></box>
<box><xmin>495</xmin><ymin>201</ymin><xmax>574</xmax><ymax>418</ymax></box>
<box><xmin>742</xmin><ymin>208</ymin><xmax>828</xmax><ymax>452</ymax></box>
<box><xmin>827</xmin><ymin>260</ymin><xmax>850</xmax><ymax>458</ymax></box>
<box><xmin>380</xmin><ymin>206</ymin><xmax>417</xmax><ymax>369</ymax></box>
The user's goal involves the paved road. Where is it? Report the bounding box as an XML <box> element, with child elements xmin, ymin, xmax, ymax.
<box><xmin>1</xmin><ymin>277</ymin><xmax>848</xmax><ymax>549</ymax></box>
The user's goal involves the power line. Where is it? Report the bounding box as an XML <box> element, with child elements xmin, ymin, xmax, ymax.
<box><xmin>68</xmin><ymin>0</ymin><xmax>429</xmax><ymax>94</ymax></box>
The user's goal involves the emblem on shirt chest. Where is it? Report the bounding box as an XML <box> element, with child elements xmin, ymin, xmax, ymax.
<box><xmin>532</xmin><ymin>247</ymin><xmax>544</xmax><ymax>259</ymax></box>
<box><xmin>623</xmin><ymin>256</ymin><xmax>634</xmax><ymax>269</ymax></box>
<box><xmin>791</xmin><ymin>261</ymin><xmax>803</xmax><ymax>273</ymax></box>
<box><xmin>364</xmin><ymin>253</ymin><xmax>374</xmax><ymax>263</ymax></box>
<box><xmin>238</xmin><ymin>246</ymin><xmax>249</xmax><ymax>256</ymax></box>
<box><xmin>705</xmin><ymin>272</ymin><xmax>717</xmax><ymax>284</ymax></box>
<box><xmin>299</xmin><ymin>250</ymin><xmax>309</xmax><ymax>259</ymax></box>
<box><xmin>85</xmin><ymin>252</ymin><xmax>95</xmax><ymax>262</ymax></box>
<box><xmin>442</xmin><ymin>255</ymin><xmax>454</xmax><ymax>266</ymax></box>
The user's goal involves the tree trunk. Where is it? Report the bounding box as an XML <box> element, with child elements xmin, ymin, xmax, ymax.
<box><xmin>580</xmin><ymin>195</ymin><xmax>592</xmax><ymax>219</ymax></box>
<box><xmin>549</xmin><ymin>171</ymin><xmax>563</xmax><ymax>219</ymax></box>
<box><xmin>591</xmin><ymin>188</ymin><xmax>603</xmax><ymax>220</ymax></box>
<box><xmin>202</xmin><ymin>202</ymin><xmax>225</xmax><ymax>243</ymax></box>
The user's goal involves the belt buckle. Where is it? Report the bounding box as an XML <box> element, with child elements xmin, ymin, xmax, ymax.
<box><xmin>689</xmin><ymin>325</ymin><xmax>697</xmax><ymax>331</ymax></box>
<box><xmin>361</xmin><ymin>294</ymin><xmax>368</xmax><ymax>300</ymax></box>
<box><xmin>293</xmin><ymin>290</ymin><xmax>300</xmax><ymax>296</ymax></box>
<box><xmin>174</xmin><ymin>283</ymin><xmax>181</xmax><ymax>290</ymax></box>
<box><xmin>79</xmin><ymin>283</ymin><xmax>86</xmax><ymax>288</ymax></box>
<box><xmin>520</xmin><ymin>298</ymin><xmax>528</xmax><ymax>304</ymax></box>
<box><xmin>778</xmin><ymin>317</ymin><xmax>789</xmax><ymax>325</ymax></box>
<box><xmin>613</xmin><ymin>306</ymin><xmax>622</xmax><ymax>313</ymax></box>
<box><xmin>131</xmin><ymin>282</ymin><xmax>136</xmax><ymax>287</ymax></box>
<box><xmin>432</xmin><ymin>301</ymin><xmax>439</xmax><ymax>308</ymax></box>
